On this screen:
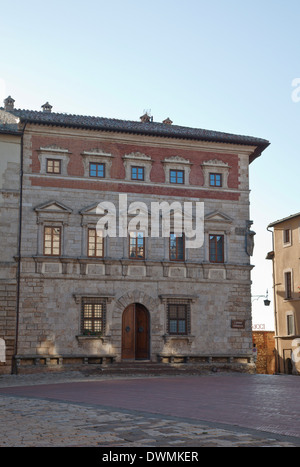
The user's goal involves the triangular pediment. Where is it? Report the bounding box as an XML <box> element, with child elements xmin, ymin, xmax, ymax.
<box><xmin>205</xmin><ymin>211</ymin><xmax>233</xmax><ymax>223</ymax></box>
<box><xmin>80</xmin><ymin>202</ymin><xmax>117</xmax><ymax>216</ymax></box>
<box><xmin>34</xmin><ymin>200</ymin><xmax>72</xmax><ymax>213</ymax></box>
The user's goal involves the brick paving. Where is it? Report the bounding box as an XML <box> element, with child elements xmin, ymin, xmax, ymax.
<box><xmin>0</xmin><ymin>371</ymin><xmax>299</xmax><ymax>447</ymax></box>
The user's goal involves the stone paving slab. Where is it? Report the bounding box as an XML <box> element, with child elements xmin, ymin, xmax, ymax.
<box><xmin>0</xmin><ymin>371</ymin><xmax>299</xmax><ymax>448</ymax></box>
<box><xmin>0</xmin><ymin>395</ymin><xmax>297</xmax><ymax>447</ymax></box>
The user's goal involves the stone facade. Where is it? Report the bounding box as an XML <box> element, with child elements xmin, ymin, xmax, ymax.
<box><xmin>0</xmin><ymin>126</ymin><xmax>21</xmax><ymax>374</ymax></box>
<box><xmin>0</xmin><ymin>101</ymin><xmax>269</xmax><ymax>374</ymax></box>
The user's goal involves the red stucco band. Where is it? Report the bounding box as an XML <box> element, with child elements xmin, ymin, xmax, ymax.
<box><xmin>30</xmin><ymin>177</ymin><xmax>240</xmax><ymax>201</ymax></box>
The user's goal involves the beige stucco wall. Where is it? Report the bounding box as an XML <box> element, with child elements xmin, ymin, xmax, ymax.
<box><xmin>272</xmin><ymin>216</ymin><xmax>300</xmax><ymax>374</ymax></box>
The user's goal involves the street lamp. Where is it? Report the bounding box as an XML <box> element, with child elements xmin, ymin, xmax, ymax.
<box><xmin>252</xmin><ymin>290</ymin><xmax>271</xmax><ymax>306</ymax></box>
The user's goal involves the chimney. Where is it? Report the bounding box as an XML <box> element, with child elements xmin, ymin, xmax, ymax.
<box><xmin>162</xmin><ymin>117</ymin><xmax>173</xmax><ymax>125</ymax></box>
<box><xmin>42</xmin><ymin>102</ymin><xmax>52</xmax><ymax>113</ymax></box>
<box><xmin>140</xmin><ymin>112</ymin><xmax>153</xmax><ymax>123</ymax></box>
<box><xmin>4</xmin><ymin>96</ymin><xmax>15</xmax><ymax>111</ymax></box>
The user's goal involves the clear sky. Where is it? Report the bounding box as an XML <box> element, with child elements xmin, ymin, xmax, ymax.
<box><xmin>1</xmin><ymin>0</ymin><xmax>300</xmax><ymax>330</ymax></box>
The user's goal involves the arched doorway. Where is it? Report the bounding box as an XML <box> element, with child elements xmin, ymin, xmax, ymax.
<box><xmin>122</xmin><ymin>303</ymin><xmax>150</xmax><ymax>360</ymax></box>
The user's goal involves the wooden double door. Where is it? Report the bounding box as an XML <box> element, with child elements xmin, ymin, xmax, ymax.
<box><xmin>122</xmin><ymin>303</ymin><xmax>150</xmax><ymax>360</ymax></box>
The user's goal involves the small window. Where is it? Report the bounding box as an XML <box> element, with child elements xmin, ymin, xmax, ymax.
<box><xmin>46</xmin><ymin>159</ymin><xmax>61</xmax><ymax>174</ymax></box>
<box><xmin>284</xmin><ymin>229</ymin><xmax>291</xmax><ymax>244</ymax></box>
<box><xmin>44</xmin><ymin>226</ymin><xmax>61</xmax><ymax>256</ymax></box>
<box><xmin>89</xmin><ymin>162</ymin><xmax>105</xmax><ymax>178</ymax></box>
<box><xmin>170</xmin><ymin>233</ymin><xmax>185</xmax><ymax>261</ymax></box>
<box><xmin>131</xmin><ymin>166</ymin><xmax>144</xmax><ymax>181</ymax></box>
<box><xmin>81</xmin><ymin>298</ymin><xmax>106</xmax><ymax>336</ymax></box>
<box><xmin>168</xmin><ymin>304</ymin><xmax>188</xmax><ymax>335</ymax></box>
<box><xmin>170</xmin><ymin>169</ymin><xmax>184</xmax><ymax>184</ymax></box>
<box><xmin>285</xmin><ymin>272</ymin><xmax>292</xmax><ymax>299</ymax></box>
<box><xmin>209</xmin><ymin>173</ymin><xmax>222</xmax><ymax>187</ymax></box>
<box><xmin>209</xmin><ymin>234</ymin><xmax>224</xmax><ymax>263</ymax></box>
<box><xmin>88</xmin><ymin>228</ymin><xmax>104</xmax><ymax>258</ymax></box>
<box><xmin>287</xmin><ymin>314</ymin><xmax>295</xmax><ymax>336</ymax></box>
<box><xmin>129</xmin><ymin>231</ymin><xmax>145</xmax><ymax>259</ymax></box>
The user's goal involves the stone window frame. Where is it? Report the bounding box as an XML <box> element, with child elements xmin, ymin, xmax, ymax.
<box><xmin>167</xmin><ymin>302</ymin><xmax>190</xmax><ymax>336</ymax></box>
<box><xmin>284</xmin><ymin>269</ymin><xmax>293</xmax><ymax>300</ymax></box>
<box><xmin>131</xmin><ymin>165</ymin><xmax>145</xmax><ymax>181</ymax></box>
<box><xmin>283</xmin><ymin>228</ymin><xmax>292</xmax><ymax>247</ymax></box>
<box><xmin>34</xmin><ymin>201</ymin><xmax>72</xmax><ymax>257</ymax></box>
<box><xmin>204</xmin><ymin>211</ymin><xmax>233</xmax><ymax>264</ymax></box>
<box><xmin>38</xmin><ymin>145</ymin><xmax>71</xmax><ymax>176</ymax></box>
<box><xmin>159</xmin><ymin>295</ymin><xmax>197</xmax><ymax>341</ymax></box>
<box><xmin>128</xmin><ymin>231</ymin><xmax>146</xmax><ymax>260</ymax></box>
<box><xmin>46</xmin><ymin>158</ymin><xmax>61</xmax><ymax>174</ymax></box>
<box><xmin>201</xmin><ymin>159</ymin><xmax>231</xmax><ymax>189</ymax></box>
<box><xmin>80</xmin><ymin>297</ymin><xmax>107</xmax><ymax>337</ymax></box>
<box><xmin>162</xmin><ymin>156</ymin><xmax>192</xmax><ymax>186</ymax></box>
<box><xmin>81</xmin><ymin>149</ymin><xmax>114</xmax><ymax>178</ymax></box>
<box><xmin>169</xmin><ymin>233</ymin><xmax>185</xmax><ymax>261</ymax></box>
<box><xmin>123</xmin><ymin>152</ymin><xmax>153</xmax><ymax>182</ymax></box>
<box><xmin>73</xmin><ymin>294</ymin><xmax>114</xmax><ymax>342</ymax></box>
<box><xmin>43</xmin><ymin>225</ymin><xmax>62</xmax><ymax>256</ymax></box>
<box><xmin>209</xmin><ymin>233</ymin><xmax>225</xmax><ymax>263</ymax></box>
<box><xmin>87</xmin><ymin>227</ymin><xmax>104</xmax><ymax>258</ymax></box>
<box><xmin>286</xmin><ymin>311</ymin><xmax>295</xmax><ymax>336</ymax></box>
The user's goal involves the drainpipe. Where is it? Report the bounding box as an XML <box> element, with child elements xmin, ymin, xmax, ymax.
<box><xmin>267</xmin><ymin>225</ymin><xmax>278</xmax><ymax>373</ymax></box>
<box><xmin>13</xmin><ymin>122</ymin><xmax>27</xmax><ymax>374</ymax></box>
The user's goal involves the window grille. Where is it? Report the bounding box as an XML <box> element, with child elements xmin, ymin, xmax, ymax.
<box><xmin>81</xmin><ymin>298</ymin><xmax>106</xmax><ymax>336</ymax></box>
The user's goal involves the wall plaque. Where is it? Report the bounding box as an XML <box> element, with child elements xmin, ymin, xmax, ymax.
<box><xmin>231</xmin><ymin>319</ymin><xmax>245</xmax><ymax>329</ymax></box>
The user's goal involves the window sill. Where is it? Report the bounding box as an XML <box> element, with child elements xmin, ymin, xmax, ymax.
<box><xmin>76</xmin><ymin>335</ymin><xmax>111</xmax><ymax>344</ymax></box>
<box><xmin>162</xmin><ymin>334</ymin><xmax>195</xmax><ymax>344</ymax></box>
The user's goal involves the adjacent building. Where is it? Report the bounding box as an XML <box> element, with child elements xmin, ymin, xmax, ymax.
<box><xmin>0</xmin><ymin>97</ymin><xmax>269</xmax><ymax>374</ymax></box>
<box><xmin>267</xmin><ymin>213</ymin><xmax>300</xmax><ymax>374</ymax></box>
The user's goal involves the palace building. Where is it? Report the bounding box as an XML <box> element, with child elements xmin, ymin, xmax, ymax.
<box><xmin>0</xmin><ymin>97</ymin><xmax>269</xmax><ymax>374</ymax></box>
<box><xmin>267</xmin><ymin>213</ymin><xmax>300</xmax><ymax>374</ymax></box>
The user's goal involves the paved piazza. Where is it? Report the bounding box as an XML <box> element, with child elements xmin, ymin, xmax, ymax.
<box><xmin>0</xmin><ymin>372</ymin><xmax>299</xmax><ymax>447</ymax></box>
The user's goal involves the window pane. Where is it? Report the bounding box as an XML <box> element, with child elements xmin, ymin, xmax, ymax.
<box><xmin>177</xmin><ymin>171</ymin><xmax>184</xmax><ymax>183</ymax></box>
<box><xmin>216</xmin><ymin>236</ymin><xmax>223</xmax><ymax>261</ymax></box>
<box><xmin>169</xmin><ymin>320</ymin><xmax>177</xmax><ymax>333</ymax></box>
<box><xmin>94</xmin><ymin>304</ymin><xmax>103</xmax><ymax>318</ymax></box>
<box><xmin>97</xmin><ymin>164</ymin><xmax>104</xmax><ymax>177</ymax></box>
<box><xmin>89</xmin><ymin>163</ymin><xmax>97</xmax><ymax>176</ymax></box>
<box><xmin>170</xmin><ymin>234</ymin><xmax>177</xmax><ymax>259</ymax></box>
<box><xmin>94</xmin><ymin>320</ymin><xmax>102</xmax><ymax>332</ymax></box>
<box><xmin>178</xmin><ymin>320</ymin><xmax>186</xmax><ymax>333</ymax></box>
<box><xmin>170</xmin><ymin>170</ymin><xmax>177</xmax><ymax>183</ymax></box>
<box><xmin>177</xmin><ymin>236</ymin><xmax>184</xmax><ymax>260</ymax></box>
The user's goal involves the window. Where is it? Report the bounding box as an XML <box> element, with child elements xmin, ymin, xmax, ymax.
<box><xmin>44</xmin><ymin>226</ymin><xmax>61</xmax><ymax>256</ymax></box>
<box><xmin>209</xmin><ymin>234</ymin><xmax>224</xmax><ymax>263</ymax></box>
<box><xmin>284</xmin><ymin>229</ymin><xmax>291</xmax><ymax>244</ymax></box>
<box><xmin>209</xmin><ymin>173</ymin><xmax>222</xmax><ymax>187</ymax></box>
<box><xmin>131</xmin><ymin>166</ymin><xmax>144</xmax><ymax>181</ymax></box>
<box><xmin>169</xmin><ymin>233</ymin><xmax>185</xmax><ymax>261</ymax></box>
<box><xmin>89</xmin><ymin>162</ymin><xmax>105</xmax><ymax>178</ymax></box>
<box><xmin>285</xmin><ymin>272</ymin><xmax>292</xmax><ymax>299</ymax></box>
<box><xmin>170</xmin><ymin>169</ymin><xmax>184</xmax><ymax>184</ymax></box>
<box><xmin>46</xmin><ymin>159</ymin><xmax>61</xmax><ymax>174</ymax></box>
<box><xmin>129</xmin><ymin>231</ymin><xmax>145</xmax><ymax>259</ymax></box>
<box><xmin>81</xmin><ymin>298</ymin><xmax>106</xmax><ymax>336</ymax></box>
<box><xmin>88</xmin><ymin>228</ymin><xmax>104</xmax><ymax>258</ymax></box>
<box><xmin>287</xmin><ymin>314</ymin><xmax>295</xmax><ymax>336</ymax></box>
<box><xmin>168</xmin><ymin>304</ymin><xmax>188</xmax><ymax>335</ymax></box>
